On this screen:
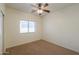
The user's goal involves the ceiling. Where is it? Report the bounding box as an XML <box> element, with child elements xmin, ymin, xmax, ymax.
<box><xmin>6</xmin><ymin>3</ymin><xmax>74</xmax><ymax>16</ymax></box>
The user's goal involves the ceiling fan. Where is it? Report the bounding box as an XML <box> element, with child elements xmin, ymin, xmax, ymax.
<box><xmin>31</xmin><ymin>3</ymin><xmax>50</xmax><ymax>15</ymax></box>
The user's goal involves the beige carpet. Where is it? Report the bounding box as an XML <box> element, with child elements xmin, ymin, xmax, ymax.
<box><xmin>6</xmin><ymin>40</ymin><xmax>79</xmax><ymax>55</ymax></box>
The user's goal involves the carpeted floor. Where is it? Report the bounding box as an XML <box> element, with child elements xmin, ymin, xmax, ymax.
<box><xmin>6</xmin><ymin>40</ymin><xmax>79</xmax><ymax>55</ymax></box>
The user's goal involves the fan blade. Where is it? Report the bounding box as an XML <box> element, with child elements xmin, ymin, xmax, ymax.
<box><xmin>31</xmin><ymin>4</ymin><xmax>37</xmax><ymax>8</ymax></box>
<box><xmin>44</xmin><ymin>3</ymin><xmax>48</xmax><ymax>7</ymax></box>
<box><xmin>43</xmin><ymin>10</ymin><xmax>50</xmax><ymax>13</ymax></box>
<box><xmin>32</xmin><ymin>7</ymin><xmax>38</xmax><ymax>10</ymax></box>
<box><xmin>38</xmin><ymin>3</ymin><xmax>42</xmax><ymax>7</ymax></box>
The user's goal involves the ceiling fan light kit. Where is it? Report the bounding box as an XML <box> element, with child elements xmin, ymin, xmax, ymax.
<box><xmin>37</xmin><ymin>9</ymin><xmax>43</xmax><ymax>14</ymax></box>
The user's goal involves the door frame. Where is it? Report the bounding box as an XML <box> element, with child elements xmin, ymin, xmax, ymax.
<box><xmin>0</xmin><ymin>10</ymin><xmax>4</xmax><ymax>54</ymax></box>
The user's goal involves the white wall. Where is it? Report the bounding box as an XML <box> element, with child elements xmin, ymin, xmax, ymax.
<box><xmin>43</xmin><ymin>4</ymin><xmax>79</xmax><ymax>52</ymax></box>
<box><xmin>4</xmin><ymin>7</ymin><xmax>43</xmax><ymax>48</ymax></box>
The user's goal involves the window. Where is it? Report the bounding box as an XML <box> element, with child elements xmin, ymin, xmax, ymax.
<box><xmin>29</xmin><ymin>21</ymin><xmax>35</xmax><ymax>32</ymax></box>
<box><xmin>20</xmin><ymin>20</ymin><xmax>35</xmax><ymax>33</ymax></box>
<box><xmin>20</xmin><ymin>20</ymin><xmax>28</xmax><ymax>33</ymax></box>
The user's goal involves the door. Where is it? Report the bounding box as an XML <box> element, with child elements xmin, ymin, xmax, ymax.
<box><xmin>0</xmin><ymin>10</ymin><xmax>3</xmax><ymax>54</ymax></box>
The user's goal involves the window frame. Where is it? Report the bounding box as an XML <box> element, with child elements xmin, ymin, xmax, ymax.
<box><xmin>20</xmin><ymin>20</ymin><xmax>36</xmax><ymax>33</ymax></box>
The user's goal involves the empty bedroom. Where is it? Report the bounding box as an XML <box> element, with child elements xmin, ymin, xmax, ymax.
<box><xmin>0</xmin><ymin>3</ymin><xmax>79</xmax><ymax>55</ymax></box>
